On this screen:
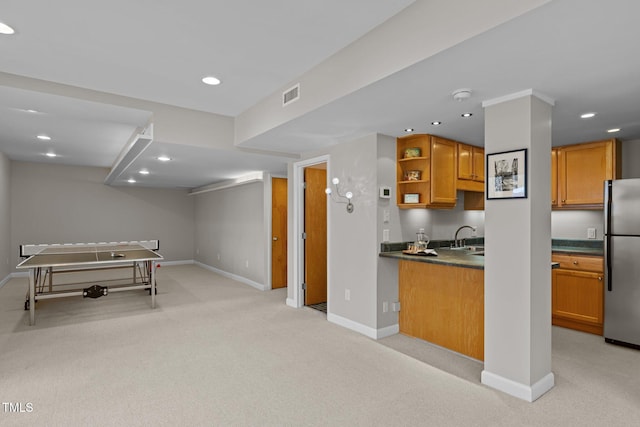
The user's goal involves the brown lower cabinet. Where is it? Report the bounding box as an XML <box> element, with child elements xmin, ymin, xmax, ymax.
<box><xmin>399</xmin><ymin>260</ymin><xmax>484</xmax><ymax>360</ymax></box>
<box><xmin>551</xmin><ymin>253</ymin><xmax>604</xmax><ymax>335</ymax></box>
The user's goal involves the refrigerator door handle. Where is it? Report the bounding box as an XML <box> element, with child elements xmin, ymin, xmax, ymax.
<box><xmin>605</xmin><ymin>180</ymin><xmax>613</xmax><ymax>292</ymax></box>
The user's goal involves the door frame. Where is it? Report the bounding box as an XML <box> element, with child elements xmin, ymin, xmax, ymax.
<box><xmin>290</xmin><ymin>154</ymin><xmax>330</xmax><ymax>309</ymax></box>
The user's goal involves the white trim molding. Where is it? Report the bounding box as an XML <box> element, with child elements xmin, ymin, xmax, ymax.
<box><xmin>482</xmin><ymin>89</ymin><xmax>555</xmax><ymax>108</ymax></box>
<box><xmin>481</xmin><ymin>370</ymin><xmax>555</xmax><ymax>402</ymax></box>
<box><xmin>328</xmin><ymin>312</ymin><xmax>399</xmax><ymax>340</ymax></box>
<box><xmin>195</xmin><ymin>261</ymin><xmax>266</xmax><ymax>291</ymax></box>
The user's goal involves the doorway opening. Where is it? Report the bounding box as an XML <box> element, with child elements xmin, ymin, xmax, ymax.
<box><xmin>304</xmin><ymin>164</ymin><xmax>327</xmax><ymax>313</ymax></box>
<box><xmin>291</xmin><ymin>154</ymin><xmax>330</xmax><ymax>312</ymax></box>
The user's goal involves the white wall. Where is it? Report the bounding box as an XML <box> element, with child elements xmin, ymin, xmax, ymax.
<box><xmin>399</xmin><ymin>197</ymin><xmax>485</xmax><ymax>242</ymax></box>
<box><xmin>327</xmin><ymin>134</ymin><xmax>379</xmax><ymax>331</ymax></box>
<box><xmin>194</xmin><ymin>181</ymin><xmax>266</xmax><ymax>287</ymax></box>
<box><xmin>10</xmin><ymin>162</ymin><xmax>195</xmax><ymax>269</ymax></box>
<box><xmin>377</xmin><ymin>135</ymin><xmax>401</xmax><ymax>331</ymax></box>
<box><xmin>0</xmin><ymin>152</ymin><xmax>10</xmax><ymax>283</ymax></box>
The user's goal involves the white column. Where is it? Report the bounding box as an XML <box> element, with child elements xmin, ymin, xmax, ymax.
<box><xmin>481</xmin><ymin>90</ymin><xmax>554</xmax><ymax>402</ymax></box>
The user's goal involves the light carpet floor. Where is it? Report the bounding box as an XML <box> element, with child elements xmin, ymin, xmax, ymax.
<box><xmin>1</xmin><ymin>264</ymin><xmax>639</xmax><ymax>426</ymax></box>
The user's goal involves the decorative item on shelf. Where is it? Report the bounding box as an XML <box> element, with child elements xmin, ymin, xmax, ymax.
<box><xmin>403</xmin><ymin>193</ymin><xmax>419</xmax><ymax>204</ymax></box>
<box><xmin>325</xmin><ymin>177</ymin><xmax>354</xmax><ymax>213</ymax></box>
<box><xmin>404</xmin><ymin>147</ymin><xmax>421</xmax><ymax>158</ymax></box>
<box><xmin>405</xmin><ymin>170</ymin><xmax>421</xmax><ymax>181</ymax></box>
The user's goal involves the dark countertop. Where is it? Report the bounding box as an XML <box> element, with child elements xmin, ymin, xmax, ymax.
<box><xmin>380</xmin><ymin>239</ymin><xmax>602</xmax><ymax>270</ymax></box>
<box><xmin>379</xmin><ymin>247</ymin><xmax>485</xmax><ymax>270</ymax></box>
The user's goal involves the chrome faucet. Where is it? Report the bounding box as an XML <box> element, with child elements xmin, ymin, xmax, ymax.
<box><xmin>453</xmin><ymin>225</ymin><xmax>475</xmax><ymax>248</ymax></box>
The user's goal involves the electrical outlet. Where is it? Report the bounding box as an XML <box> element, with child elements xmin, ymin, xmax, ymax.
<box><xmin>345</xmin><ymin>289</ymin><xmax>351</xmax><ymax>301</ymax></box>
<box><xmin>245</xmin><ymin>260</ymin><xmax>249</xmax><ymax>268</ymax></box>
<box><xmin>587</xmin><ymin>227</ymin><xmax>596</xmax><ymax>239</ymax></box>
<box><xmin>391</xmin><ymin>302</ymin><xmax>401</xmax><ymax>312</ymax></box>
<box><xmin>196</xmin><ymin>248</ymin><xmax>200</xmax><ymax>255</ymax></box>
<box><xmin>382</xmin><ymin>229</ymin><xmax>390</xmax><ymax>242</ymax></box>
<box><xmin>217</xmin><ymin>253</ymin><xmax>221</xmax><ymax>261</ymax></box>
<box><xmin>383</xmin><ymin>209</ymin><xmax>390</xmax><ymax>223</ymax></box>
<box><xmin>382</xmin><ymin>301</ymin><xmax>389</xmax><ymax>313</ymax></box>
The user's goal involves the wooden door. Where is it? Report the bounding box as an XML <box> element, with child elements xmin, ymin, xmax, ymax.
<box><xmin>304</xmin><ymin>167</ymin><xmax>327</xmax><ymax>305</ymax></box>
<box><xmin>430</xmin><ymin>136</ymin><xmax>457</xmax><ymax>205</ymax></box>
<box><xmin>271</xmin><ymin>177</ymin><xmax>287</xmax><ymax>289</ymax></box>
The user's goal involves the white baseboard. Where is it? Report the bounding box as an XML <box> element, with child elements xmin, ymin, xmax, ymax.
<box><xmin>327</xmin><ymin>312</ymin><xmax>399</xmax><ymax>340</ymax></box>
<box><xmin>0</xmin><ymin>274</ymin><xmax>12</xmax><ymax>289</ymax></box>
<box><xmin>286</xmin><ymin>298</ymin><xmax>297</xmax><ymax>308</ymax></box>
<box><xmin>481</xmin><ymin>370</ymin><xmax>555</xmax><ymax>402</ymax></box>
<box><xmin>376</xmin><ymin>323</ymin><xmax>400</xmax><ymax>339</ymax></box>
<box><xmin>194</xmin><ymin>261</ymin><xmax>266</xmax><ymax>291</ymax></box>
<box><xmin>158</xmin><ymin>259</ymin><xmax>194</xmax><ymax>266</ymax></box>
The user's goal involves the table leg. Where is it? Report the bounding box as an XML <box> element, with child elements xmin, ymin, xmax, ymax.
<box><xmin>29</xmin><ymin>268</ymin><xmax>36</xmax><ymax>325</ymax></box>
<box><xmin>150</xmin><ymin>261</ymin><xmax>156</xmax><ymax>309</ymax></box>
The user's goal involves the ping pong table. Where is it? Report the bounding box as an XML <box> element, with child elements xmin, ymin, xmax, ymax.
<box><xmin>16</xmin><ymin>240</ymin><xmax>163</xmax><ymax>325</ymax></box>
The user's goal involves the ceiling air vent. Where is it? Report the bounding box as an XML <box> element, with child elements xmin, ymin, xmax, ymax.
<box><xmin>282</xmin><ymin>83</ymin><xmax>300</xmax><ymax>106</ymax></box>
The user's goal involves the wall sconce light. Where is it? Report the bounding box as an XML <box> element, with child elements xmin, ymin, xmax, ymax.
<box><xmin>325</xmin><ymin>177</ymin><xmax>354</xmax><ymax>213</ymax></box>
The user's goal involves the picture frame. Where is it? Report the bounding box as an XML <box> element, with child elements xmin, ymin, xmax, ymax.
<box><xmin>486</xmin><ymin>148</ymin><xmax>528</xmax><ymax>199</ymax></box>
<box><xmin>403</xmin><ymin>193</ymin><xmax>420</xmax><ymax>204</ymax></box>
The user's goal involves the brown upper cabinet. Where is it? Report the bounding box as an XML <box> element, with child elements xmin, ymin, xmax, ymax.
<box><xmin>457</xmin><ymin>143</ymin><xmax>485</xmax><ymax>193</ymax></box>
<box><xmin>396</xmin><ymin>134</ymin><xmax>457</xmax><ymax>209</ymax></box>
<box><xmin>553</xmin><ymin>139</ymin><xmax>621</xmax><ymax>209</ymax></box>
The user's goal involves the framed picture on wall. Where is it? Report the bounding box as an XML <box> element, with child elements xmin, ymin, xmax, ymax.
<box><xmin>486</xmin><ymin>148</ymin><xmax>528</xmax><ymax>199</ymax></box>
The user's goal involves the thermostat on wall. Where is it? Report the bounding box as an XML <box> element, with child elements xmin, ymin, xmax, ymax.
<box><xmin>379</xmin><ymin>186</ymin><xmax>392</xmax><ymax>199</ymax></box>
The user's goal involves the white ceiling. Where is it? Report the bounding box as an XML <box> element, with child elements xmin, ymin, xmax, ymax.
<box><xmin>1</xmin><ymin>0</ymin><xmax>640</xmax><ymax>189</ymax></box>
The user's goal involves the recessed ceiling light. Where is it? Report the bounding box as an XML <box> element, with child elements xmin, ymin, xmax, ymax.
<box><xmin>157</xmin><ymin>156</ymin><xmax>171</xmax><ymax>162</ymax></box>
<box><xmin>127</xmin><ymin>179</ymin><xmax>136</xmax><ymax>184</ymax></box>
<box><xmin>461</xmin><ymin>113</ymin><xmax>473</xmax><ymax>118</ymax></box>
<box><xmin>139</xmin><ymin>169</ymin><xmax>150</xmax><ymax>175</ymax></box>
<box><xmin>431</xmin><ymin>121</ymin><xmax>442</xmax><ymax>126</ymax></box>
<box><xmin>404</xmin><ymin>128</ymin><xmax>414</xmax><ymax>132</ymax></box>
<box><xmin>607</xmin><ymin>128</ymin><xmax>621</xmax><ymax>133</ymax></box>
<box><xmin>45</xmin><ymin>152</ymin><xmax>57</xmax><ymax>158</ymax></box>
<box><xmin>202</xmin><ymin>76</ymin><xmax>221</xmax><ymax>86</ymax></box>
<box><xmin>0</xmin><ymin>22</ymin><xmax>15</xmax><ymax>35</ymax></box>
<box><xmin>580</xmin><ymin>112</ymin><xmax>597</xmax><ymax>119</ymax></box>
<box><xmin>37</xmin><ymin>135</ymin><xmax>51</xmax><ymax>141</ymax></box>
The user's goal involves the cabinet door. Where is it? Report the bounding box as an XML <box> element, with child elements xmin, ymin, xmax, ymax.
<box><xmin>558</xmin><ymin>140</ymin><xmax>617</xmax><ymax>207</ymax></box>
<box><xmin>472</xmin><ymin>147</ymin><xmax>485</xmax><ymax>182</ymax></box>
<box><xmin>457</xmin><ymin>143</ymin><xmax>474</xmax><ymax>180</ymax></box>
<box><xmin>458</xmin><ymin>144</ymin><xmax>484</xmax><ymax>182</ymax></box>
<box><xmin>430</xmin><ymin>136</ymin><xmax>457</xmax><ymax>205</ymax></box>
<box><xmin>552</xmin><ymin>268</ymin><xmax>604</xmax><ymax>333</ymax></box>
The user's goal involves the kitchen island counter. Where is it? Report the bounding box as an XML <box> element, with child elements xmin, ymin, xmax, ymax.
<box><xmin>379</xmin><ymin>248</ymin><xmax>484</xmax><ymax>270</ymax></box>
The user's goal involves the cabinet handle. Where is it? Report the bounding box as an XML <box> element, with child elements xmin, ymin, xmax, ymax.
<box><xmin>572</xmin><ymin>261</ymin><xmax>578</xmax><ymax>265</ymax></box>
<box><xmin>598</xmin><ymin>276</ymin><xmax>603</xmax><ymax>281</ymax></box>
<box><xmin>562</xmin><ymin>200</ymin><xmax>566</xmax><ymax>203</ymax></box>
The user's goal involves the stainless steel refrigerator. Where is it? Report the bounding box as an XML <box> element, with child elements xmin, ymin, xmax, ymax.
<box><xmin>604</xmin><ymin>179</ymin><xmax>640</xmax><ymax>349</ymax></box>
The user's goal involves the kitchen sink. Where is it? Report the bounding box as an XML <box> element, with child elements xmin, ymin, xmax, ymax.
<box><xmin>450</xmin><ymin>245</ymin><xmax>484</xmax><ymax>252</ymax></box>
